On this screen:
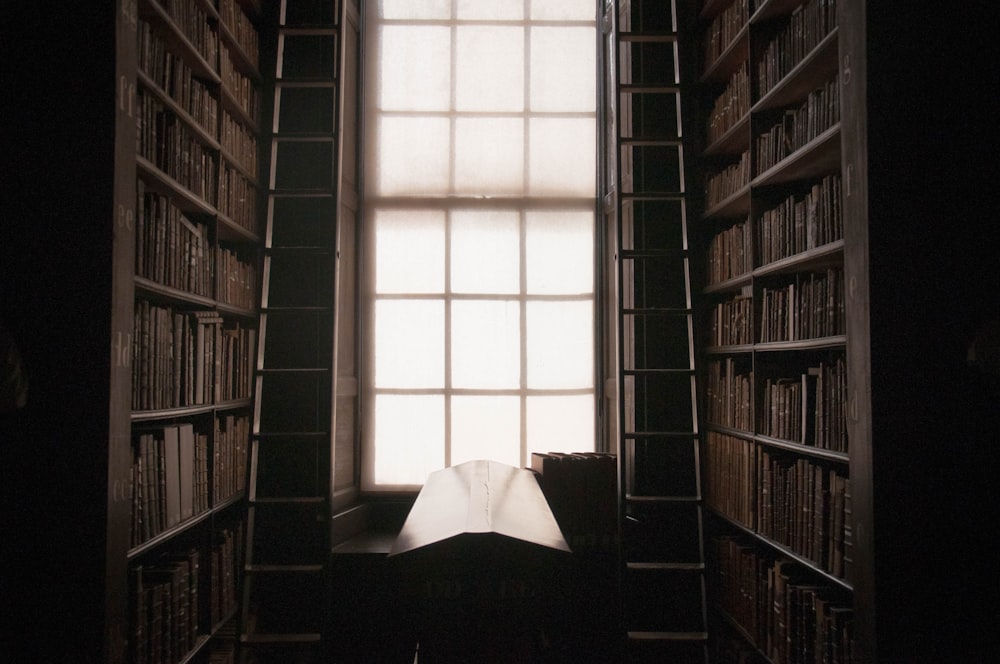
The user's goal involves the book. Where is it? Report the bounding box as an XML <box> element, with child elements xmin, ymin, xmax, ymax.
<box><xmin>177</xmin><ymin>423</ymin><xmax>195</xmax><ymax>521</ymax></box>
<box><xmin>162</xmin><ymin>425</ymin><xmax>182</xmax><ymax>529</ymax></box>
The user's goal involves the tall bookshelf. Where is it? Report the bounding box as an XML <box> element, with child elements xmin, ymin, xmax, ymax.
<box><xmin>3</xmin><ymin>2</ymin><xmax>264</xmax><ymax>662</ymax></box>
<box><xmin>688</xmin><ymin>0</ymin><xmax>1000</xmax><ymax>661</ymax></box>
<box><xmin>118</xmin><ymin>2</ymin><xmax>266</xmax><ymax>663</ymax></box>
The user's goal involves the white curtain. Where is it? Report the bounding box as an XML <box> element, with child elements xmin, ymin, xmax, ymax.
<box><xmin>362</xmin><ymin>0</ymin><xmax>598</xmax><ymax>490</ymax></box>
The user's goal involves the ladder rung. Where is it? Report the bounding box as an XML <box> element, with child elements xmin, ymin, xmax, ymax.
<box><xmin>264</xmin><ymin>245</ymin><xmax>335</xmax><ymax>254</ymax></box>
<box><xmin>623</xmin><ymin>368</ymin><xmax>694</xmax><ymax>376</ymax></box>
<box><xmin>257</xmin><ymin>367</ymin><xmax>330</xmax><ymax>374</ymax></box>
<box><xmin>271</xmin><ymin>134</ymin><xmax>336</xmax><ymax>142</ymax></box>
<box><xmin>619</xmin><ymin>84</ymin><xmax>682</xmax><ymax>94</ymax></box>
<box><xmin>626</xmin><ymin>495</ymin><xmax>701</xmax><ymax>503</ymax></box>
<box><xmin>253</xmin><ymin>431</ymin><xmax>330</xmax><ymax>439</ymax></box>
<box><xmin>621</xmin><ymin>308</ymin><xmax>692</xmax><ymax>315</ymax></box>
<box><xmin>260</xmin><ymin>306</ymin><xmax>333</xmax><ymax>313</ymax></box>
<box><xmin>250</xmin><ymin>496</ymin><xmax>326</xmax><ymax>505</ymax></box>
<box><xmin>241</xmin><ymin>633</ymin><xmax>323</xmax><ymax>644</ymax></box>
<box><xmin>620</xmin><ymin>138</ymin><xmax>684</xmax><ymax>146</ymax></box>
<box><xmin>280</xmin><ymin>27</ymin><xmax>338</xmax><ymax>36</ymax></box>
<box><xmin>268</xmin><ymin>187</ymin><xmax>336</xmax><ymax>196</ymax></box>
<box><xmin>275</xmin><ymin>80</ymin><xmax>337</xmax><ymax>89</ymax></box>
<box><xmin>620</xmin><ymin>193</ymin><xmax>686</xmax><ymax>201</ymax></box>
<box><xmin>628</xmin><ymin>631</ymin><xmax>708</xmax><ymax>642</ymax></box>
<box><xmin>245</xmin><ymin>564</ymin><xmax>324</xmax><ymax>574</ymax></box>
<box><xmin>275</xmin><ymin>76</ymin><xmax>337</xmax><ymax>85</ymax></box>
<box><xmin>618</xmin><ymin>32</ymin><xmax>679</xmax><ymax>43</ymax></box>
<box><xmin>627</xmin><ymin>562</ymin><xmax>704</xmax><ymax>571</ymax></box>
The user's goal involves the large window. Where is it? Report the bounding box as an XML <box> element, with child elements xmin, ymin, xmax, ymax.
<box><xmin>362</xmin><ymin>0</ymin><xmax>598</xmax><ymax>491</ymax></box>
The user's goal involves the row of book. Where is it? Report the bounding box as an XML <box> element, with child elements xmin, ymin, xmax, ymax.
<box><xmin>129</xmin><ymin>522</ymin><xmax>244</xmax><ymax>664</ymax></box>
<box><xmin>707</xmin><ymin>62</ymin><xmax>750</xmax><ymax>146</ymax></box>
<box><xmin>704</xmin><ymin>0</ymin><xmax>750</xmax><ymax>72</ymax></box>
<box><xmin>136</xmin><ymin>180</ymin><xmax>214</xmax><ymax>297</ymax></box>
<box><xmin>705</xmin><ymin>432</ymin><xmax>851</xmax><ymax>579</ymax></box>
<box><xmin>221</xmin><ymin>46</ymin><xmax>260</xmax><ymax>123</ymax></box>
<box><xmin>221</xmin><ymin>109</ymin><xmax>257</xmax><ymax>175</ymax></box>
<box><xmin>758</xmin><ymin>268</ymin><xmax>845</xmax><ymax>343</ymax></box>
<box><xmin>130</xmin><ymin>416</ymin><xmax>249</xmax><ymax>547</ymax></box>
<box><xmin>132</xmin><ymin>301</ymin><xmax>256</xmax><ymax>411</ymax></box>
<box><xmin>215</xmin><ymin>244</ymin><xmax>259</xmax><ymax>311</ymax></box>
<box><xmin>707</xmin><ymin>287</ymin><xmax>753</xmax><ymax>346</ymax></box>
<box><xmin>219</xmin><ymin>0</ymin><xmax>260</xmax><ymax>69</ymax></box>
<box><xmin>131</xmin><ymin>424</ymin><xmax>210</xmax><ymax>547</ymax></box>
<box><xmin>759</xmin><ymin>357</ymin><xmax>848</xmax><ymax>452</ymax></box>
<box><xmin>706</xmin><ymin>358</ymin><xmax>753</xmax><ymax>430</ymax></box>
<box><xmin>706</xmin><ymin>218</ymin><xmax>751</xmax><ymax>285</ymax></box>
<box><xmin>154</xmin><ymin>0</ymin><xmax>218</xmax><ymax>69</ymax></box>
<box><xmin>213</xmin><ymin>414</ymin><xmax>249</xmax><ymax>505</ymax></box>
<box><xmin>138</xmin><ymin>89</ymin><xmax>218</xmax><ymax>206</ymax></box>
<box><xmin>710</xmin><ymin>536</ymin><xmax>855</xmax><ymax>664</ymax></box>
<box><xmin>755</xmin><ymin>75</ymin><xmax>840</xmax><ymax>175</ymax></box>
<box><xmin>706</xmin><ymin>150</ymin><xmax>750</xmax><ymax>210</ymax></box>
<box><xmin>758</xmin><ymin>450</ymin><xmax>851</xmax><ymax>577</ymax></box>
<box><xmin>757</xmin><ymin>173</ymin><xmax>843</xmax><ymax>266</ymax></box>
<box><xmin>529</xmin><ymin>452</ymin><xmax>617</xmax><ymax>559</ymax></box>
<box><xmin>219</xmin><ymin>161</ymin><xmax>259</xmax><ymax>234</ymax></box>
<box><xmin>139</xmin><ymin>19</ymin><xmax>218</xmax><ymax>136</ymax></box>
<box><xmin>755</xmin><ymin>0</ymin><xmax>839</xmax><ymax>99</ymax></box>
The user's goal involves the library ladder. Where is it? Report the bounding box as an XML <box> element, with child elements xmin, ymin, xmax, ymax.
<box><xmin>239</xmin><ymin>2</ymin><xmax>353</xmax><ymax>662</ymax></box>
<box><xmin>610</xmin><ymin>1</ymin><xmax>709</xmax><ymax>662</ymax></box>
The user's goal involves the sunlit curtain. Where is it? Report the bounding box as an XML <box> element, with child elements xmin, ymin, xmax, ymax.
<box><xmin>362</xmin><ymin>0</ymin><xmax>598</xmax><ymax>491</ymax></box>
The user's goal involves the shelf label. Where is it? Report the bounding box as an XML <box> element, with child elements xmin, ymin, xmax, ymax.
<box><xmin>842</xmin><ymin>54</ymin><xmax>852</xmax><ymax>85</ymax></box>
<box><xmin>118</xmin><ymin>75</ymin><xmax>135</xmax><ymax>119</ymax></box>
<box><xmin>120</xmin><ymin>0</ymin><xmax>137</xmax><ymax>31</ymax></box>
<box><xmin>112</xmin><ymin>330</ymin><xmax>132</xmax><ymax>369</ymax></box>
<box><xmin>116</xmin><ymin>201</ymin><xmax>134</xmax><ymax>232</ymax></box>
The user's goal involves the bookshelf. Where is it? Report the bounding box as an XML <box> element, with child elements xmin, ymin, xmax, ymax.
<box><xmin>0</xmin><ymin>1</ymin><xmax>265</xmax><ymax>662</ymax></box>
<box><xmin>691</xmin><ymin>1</ymin><xmax>857</xmax><ymax>661</ymax></box>
<box><xmin>121</xmin><ymin>2</ymin><xmax>265</xmax><ymax>663</ymax></box>
<box><xmin>689</xmin><ymin>0</ymin><xmax>1000</xmax><ymax>661</ymax></box>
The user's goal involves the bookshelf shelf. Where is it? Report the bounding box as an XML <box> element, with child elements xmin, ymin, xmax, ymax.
<box><xmin>752</xmin><ymin>28</ymin><xmax>839</xmax><ymax>113</ymax></box>
<box><xmin>703</xmin><ymin>184</ymin><xmax>751</xmax><ymax>218</ymax></box>
<box><xmin>701</xmin><ymin>24</ymin><xmax>749</xmax><ymax>84</ymax></box>
<box><xmin>704</xmin><ymin>112</ymin><xmax>750</xmax><ymax>157</ymax></box>
<box><xmin>751</xmin><ymin>123</ymin><xmax>841</xmax><ymax>187</ymax></box>
<box><xmin>136</xmin><ymin>157</ymin><xmax>218</xmax><ymax>215</ymax></box>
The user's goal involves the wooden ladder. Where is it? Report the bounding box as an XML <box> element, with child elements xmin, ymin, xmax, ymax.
<box><xmin>608</xmin><ymin>1</ymin><xmax>710</xmax><ymax>661</ymax></box>
<box><xmin>239</xmin><ymin>1</ymin><xmax>355</xmax><ymax>661</ymax></box>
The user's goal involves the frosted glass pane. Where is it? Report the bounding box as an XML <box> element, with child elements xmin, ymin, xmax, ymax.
<box><xmin>375</xmin><ymin>209</ymin><xmax>445</xmax><ymax>293</ymax></box>
<box><xmin>527</xmin><ymin>395</ymin><xmax>595</xmax><ymax>456</ymax></box>
<box><xmin>377</xmin><ymin>116</ymin><xmax>451</xmax><ymax>195</ymax></box>
<box><xmin>454</xmin><ymin>118</ymin><xmax>525</xmax><ymax>195</ymax></box>
<box><xmin>374</xmin><ymin>300</ymin><xmax>444</xmax><ymax>387</ymax></box>
<box><xmin>526</xmin><ymin>210</ymin><xmax>594</xmax><ymax>294</ymax></box>
<box><xmin>456</xmin><ymin>27</ymin><xmax>524</xmax><ymax>111</ymax></box>
<box><xmin>451</xmin><ymin>396</ymin><xmax>521</xmax><ymax>467</ymax></box>
<box><xmin>378</xmin><ymin>26</ymin><xmax>451</xmax><ymax>111</ymax></box>
<box><xmin>529</xmin><ymin>118</ymin><xmax>596</xmax><ymax>196</ymax></box>
<box><xmin>450</xmin><ymin>210</ymin><xmax>520</xmax><ymax>294</ymax></box>
<box><xmin>530</xmin><ymin>0</ymin><xmax>595</xmax><ymax>21</ymax></box>
<box><xmin>371</xmin><ymin>395</ymin><xmax>445</xmax><ymax>486</ymax></box>
<box><xmin>451</xmin><ymin>300</ymin><xmax>520</xmax><ymax>389</ymax></box>
<box><xmin>527</xmin><ymin>301</ymin><xmax>594</xmax><ymax>388</ymax></box>
<box><xmin>530</xmin><ymin>27</ymin><xmax>596</xmax><ymax>112</ymax></box>
<box><xmin>457</xmin><ymin>0</ymin><xmax>523</xmax><ymax>20</ymax></box>
<box><xmin>378</xmin><ymin>0</ymin><xmax>451</xmax><ymax>20</ymax></box>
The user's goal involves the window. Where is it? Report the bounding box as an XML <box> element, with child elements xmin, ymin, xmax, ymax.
<box><xmin>362</xmin><ymin>0</ymin><xmax>599</xmax><ymax>491</ymax></box>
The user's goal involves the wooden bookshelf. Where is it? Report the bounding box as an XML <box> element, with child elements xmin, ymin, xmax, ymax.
<box><xmin>689</xmin><ymin>0</ymin><xmax>1000</xmax><ymax>660</ymax></box>
<box><xmin>692</xmin><ymin>0</ymin><xmax>855</xmax><ymax>661</ymax></box>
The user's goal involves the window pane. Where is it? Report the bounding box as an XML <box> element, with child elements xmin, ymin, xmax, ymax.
<box><xmin>526</xmin><ymin>210</ymin><xmax>594</xmax><ymax>294</ymax></box>
<box><xmin>529</xmin><ymin>118</ymin><xmax>596</xmax><ymax>196</ymax></box>
<box><xmin>370</xmin><ymin>395</ymin><xmax>445</xmax><ymax>486</ymax></box>
<box><xmin>375</xmin><ymin>209</ymin><xmax>445</xmax><ymax>293</ymax></box>
<box><xmin>378</xmin><ymin>26</ymin><xmax>451</xmax><ymax>111</ymax></box>
<box><xmin>376</xmin><ymin>116</ymin><xmax>451</xmax><ymax>195</ymax></box>
<box><xmin>374</xmin><ymin>300</ymin><xmax>444</xmax><ymax>387</ymax></box>
<box><xmin>379</xmin><ymin>0</ymin><xmax>451</xmax><ymax>20</ymax></box>
<box><xmin>454</xmin><ymin>118</ymin><xmax>525</xmax><ymax>195</ymax></box>
<box><xmin>450</xmin><ymin>210</ymin><xmax>520</xmax><ymax>294</ymax></box>
<box><xmin>457</xmin><ymin>0</ymin><xmax>523</xmax><ymax>20</ymax></box>
<box><xmin>530</xmin><ymin>27</ymin><xmax>596</xmax><ymax>112</ymax></box>
<box><xmin>456</xmin><ymin>26</ymin><xmax>524</xmax><ymax>111</ymax></box>
<box><xmin>527</xmin><ymin>395</ymin><xmax>595</xmax><ymax>456</ymax></box>
<box><xmin>451</xmin><ymin>396</ymin><xmax>521</xmax><ymax>467</ymax></box>
<box><xmin>451</xmin><ymin>300</ymin><xmax>520</xmax><ymax>389</ymax></box>
<box><xmin>530</xmin><ymin>0</ymin><xmax>595</xmax><ymax>21</ymax></box>
<box><xmin>527</xmin><ymin>300</ymin><xmax>594</xmax><ymax>388</ymax></box>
